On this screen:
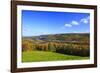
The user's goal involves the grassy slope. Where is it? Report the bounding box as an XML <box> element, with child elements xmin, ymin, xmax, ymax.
<box><xmin>22</xmin><ymin>51</ymin><xmax>89</xmax><ymax>62</ymax></box>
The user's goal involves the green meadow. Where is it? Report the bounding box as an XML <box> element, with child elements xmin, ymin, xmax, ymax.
<box><xmin>22</xmin><ymin>51</ymin><xmax>89</xmax><ymax>62</ymax></box>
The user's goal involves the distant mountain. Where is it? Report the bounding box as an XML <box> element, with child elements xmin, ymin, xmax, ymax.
<box><xmin>23</xmin><ymin>33</ymin><xmax>89</xmax><ymax>43</ymax></box>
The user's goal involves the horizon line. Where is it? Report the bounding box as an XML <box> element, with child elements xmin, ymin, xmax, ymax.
<box><xmin>22</xmin><ymin>32</ymin><xmax>90</xmax><ymax>37</ymax></box>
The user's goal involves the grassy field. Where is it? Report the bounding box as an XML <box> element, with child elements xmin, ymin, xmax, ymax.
<box><xmin>22</xmin><ymin>51</ymin><xmax>89</xmax><ymax>62</ymax></box>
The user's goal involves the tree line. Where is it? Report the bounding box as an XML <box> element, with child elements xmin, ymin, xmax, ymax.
<box><xmin>22</xmin><ymin>39</ymin><xmax>90</xmax><ymax>57</ymax></box>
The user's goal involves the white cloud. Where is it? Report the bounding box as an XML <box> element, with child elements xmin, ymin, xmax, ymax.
<box><xmin>64</xmin><ymin>24</ymin><xmax>72</xmax><ymax>27</ymax></box>
<box><xmin>64</xmin><ymin>20</ymin><xmax>79</xmax><ymax>28</ymax></box>
<box><xmin>80</xmin><ymin>16</ymin><xmax>90</xmax><ymax>24</ymax></box>
<box><xmin>71</xmin><ymin>21</ymin><xmax>79</xmax><ymax>25</ymax></box>
<box><xmin>63</xmin><ymin>16</ymin><xmax>90</xmax><ymax>29</ymax></box>
<box><xmin>42</xmin><ymin>32</ymin><xmax>50</xmax><ymax>35</ymax></box>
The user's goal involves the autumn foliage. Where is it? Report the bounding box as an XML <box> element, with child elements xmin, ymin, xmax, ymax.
<box><xmin>22</xmin><ymin>39</ymin><xmax>89</xmax><ymax>56</ymax></box>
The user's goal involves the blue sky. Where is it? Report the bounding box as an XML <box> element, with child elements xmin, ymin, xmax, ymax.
<box><xmin>22</xmin><ymin>10</ymin><xmax>90</xmax><ymax>36</ymax></box>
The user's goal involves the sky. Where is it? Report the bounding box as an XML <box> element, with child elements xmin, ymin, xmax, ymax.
<box><xmin>22</xmin><ymin>10</ymin><xmax>90</xmax><ymax>36</ymax></box>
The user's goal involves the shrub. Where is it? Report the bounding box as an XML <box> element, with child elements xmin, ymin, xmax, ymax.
<box><xmin>22</xmin><ymin>40</ymin><xmax>34</xmax><ymax>51</ymax></box>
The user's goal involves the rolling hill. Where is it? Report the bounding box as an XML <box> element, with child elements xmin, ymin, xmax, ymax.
<box><xmin>23</xmin><ymin>33</ymin><xmax>90</xmax><ymax>44</ymax></box>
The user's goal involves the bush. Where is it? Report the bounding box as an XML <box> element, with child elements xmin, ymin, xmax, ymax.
<box><xmin>22</xmin><ymin>40</ymin><xmax>34</xmax><ymax>51</ymax></box>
